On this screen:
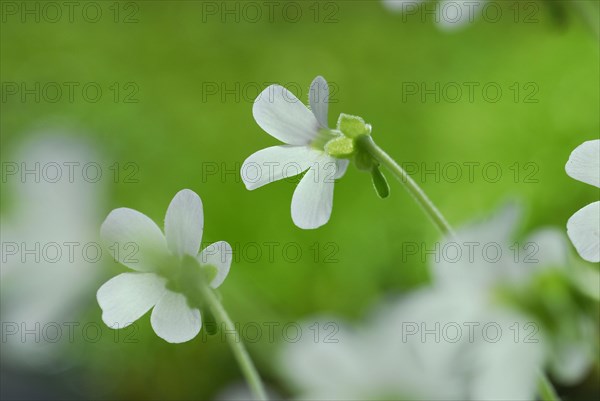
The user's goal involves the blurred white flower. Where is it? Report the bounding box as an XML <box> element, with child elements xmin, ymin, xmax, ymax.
<box><xmin>430</xmin><ymin>203</ymin><xmax>564</xmax><ymax>290</ymax></box>
<box><xmin>283</xmin><ymin>303</ymin><xmax>544</xmax><ymax>400</ymax></box>
<box><xmin>383</xmin><ymin>0</ymin><xmax>487</xmax><ymax>31</ymax></box>
<box><xmin>0</xmin><ymin>133</ymin><xmax>105</xmax><ymax>366</ymax></box>
<box><xmin>96</xmin><ymin>189</ymin><xmax>232</xmax><ymax>343</ymax></box>
<box><xmin>430</xmin><ymin>204</ymin><xmax>594</xmax><ymax>384</ymax></box>
<box><xmin>565</xmin><ymin>139</ymin><xmax>600</xmax><ymax>263</ymax></box>
<box><xmin>281</xmin><ymin>204</ymin><xmax>593</xmax><ymax>400</ymax></box>
<box><xmin>242</xmin><ymin>76</ymin><xmax>349</xmax><ymax>229</ymax></box>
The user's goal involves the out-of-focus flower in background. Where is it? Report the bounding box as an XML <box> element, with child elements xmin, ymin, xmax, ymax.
<box><xmin>565</xmin><ymin>139</ymin><xmax>600</xmax><ymax>263</ymax></box>
<box><xmin>428</xmin><ymin>203</ymin><xmax>596</xmax><ymax>384</ymax></box>
<box><xmin>383</xmin><ymin>0</ymin><xmax>487</xmax><ymax>31</ymax></box>
<box><xmin>242</xmin><ymin>76</ymin><xmax>349</xmax><ymax>229</ymax></box>
<box><xmin>279</xmin><ymin>203</ymin><xmax>598</xmax><ymax>400</ymax></box>
<box><xmin>0</xmin><ymin>133</ymin><xmax>106</xmax><ymax>366</ymax></box>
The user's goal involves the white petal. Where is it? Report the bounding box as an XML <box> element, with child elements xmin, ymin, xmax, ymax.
<box><xmin>198</xmin><ymin>241</ymin><xmax>232</xmax><ymax>289</ymax></box>
<box><xmin>431</xmin><ymin>202</ymin><xmax>522</xmax><ymax>289</ymax></box>
<box><xmin>436</xmin><ymin>0</ymin><xmax>483</xmax><ymax>30</ymax></box>
<box><xmin>253</xmin><ymin>85</ymin><xmax>320</xmax><ymax>145</ymax></box>
<box><xmin>281</xmin><ymin>321</ymin><xmax>371</xmax><ymax>398</ymax></box>
<box><xmin>164</xmin><ymin>189</ymin><xmax>204</xmax><ymax>258</ymax></box>
<box><xmin>335</xmin><ymin>158</ymin><xmax>350</xmax><ymax>179</ymax></box>
<box><xmin>567</xmin><ymin>201</ymin><xmax>600</xmax><ymax>263</ymax></box>
<box><xmin>551</xmin><ymin>343</ymin><xmax>593</xmax><ymax>384</ymax></box>
<box><xmin>241</xmin><ymin>145</ymin><xmax>323</xmax><ymax>190</ymax></box>
<box><xmin>291</xmin><ymin>156</ymin><xmax>338</xmax><ymax>229</ymax></box>
<box><xmin>97</xmin><ymin>273</ymin><xmax>166</xmax><ymax>328</ymax></box>
<box><xmin>469</xmin><ymin>313</ymin><xmax>545</xmax><ymax>401</ymax></box>
<box><xmin>566</xmin><ymin>139</ymin><xmax>600</xmax><ymax>188</ymax></box>
<box><xmin>100</xmin><ymin>208</ymin><xmax>169</xmax><ymax>272</ymax></box>
<box><xmin>151</xmin><ymin>290</ymin><xmax>201</xmax><ymax>343</ymax></box>
<box><xmin>309</xmin><ymin>76</ymin><xmax>329</xmax><ymax>128</ymax></box>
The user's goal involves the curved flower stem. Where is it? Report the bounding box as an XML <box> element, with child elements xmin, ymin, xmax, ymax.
<box><xmin>537</xmin><ymin>371</ymin><xmax>561</xmax><ymax>401</ymax></box>
<box><xmin>199</xmin><ymin>284</ymin><xmax>268</xmax><ymax>401</ymax></box>
<box><xmin>358</xmin><ymin>135</ymin><xmax>455</xmax><ymax>237</ymax></box>
<box><xmin>571</xmin><ymin>0</ymin><xmax>599</xmax><ymax>41</ymax></box>
<box><xmin>358</xmin><ymin>135</ymin><xmax>562</xmax><ymax>401</ymax></box>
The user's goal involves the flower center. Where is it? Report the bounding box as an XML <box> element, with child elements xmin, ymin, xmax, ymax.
<box><xmin>310</xmin><ymin>128</ymin><xmax>338</xmax><ymax>151</ymax></box>
<box><xmin>162</xmin><ymin>255</ymin><xmax>218</xmax><ymax>309</ymax></box>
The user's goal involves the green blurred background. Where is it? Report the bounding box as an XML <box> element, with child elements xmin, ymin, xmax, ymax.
<box><xmin>1</xmin><ymin>0</ymin><xmax>599</xmax><ymax>399</ymax></box>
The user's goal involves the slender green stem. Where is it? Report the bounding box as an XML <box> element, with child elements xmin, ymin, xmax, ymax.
<box><xmin>359</xmin><ymin>135</ymin><xmax>562</xmax><ymax>401</ymax></box>
<box><xmin>199</xmin><ymin>284</ymin><xmax>268</xmax><ymax>401</ymax></box>
<box><xmin>358</xmin><ymin>135</ymin><xmax>455</xmax><ymax>236</ymax></box>
<box><xmin>537</xmin><ymin>371</ymin><xmax>561</xmax><ymax>401</ymax></box>
<box><xmin>571</xmin><ymin>0</ymin><xmax>600</xmax><ymax>41</ymax></box>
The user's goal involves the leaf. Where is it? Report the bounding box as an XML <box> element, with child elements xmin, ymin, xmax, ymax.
<box><xmin>371</xmin><ymin>165</ymin><xmax>390</xmax><ymax>199</ymax></box>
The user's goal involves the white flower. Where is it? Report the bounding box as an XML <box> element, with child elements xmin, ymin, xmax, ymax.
<box><xmin>565</xmin><ymin>139</ymin><xmax>600</xmax><ymax>263</ymax></box>
<box><xmin>241</xmin><ymin>76</ymin><xmax>349</xmax><ymax>229</ymax></box>
<box><xmin>96</xmin><ymin>189</ymin><xmax>232</xmax><ymax>343</ymax></box>
<box><xmin>282</xmin><ymin>301</ymin><xmax>545</xmax><ymax>400</ymax></box>
<box><xmin>0</xmin><ymin>133</ymin><xmax>105</xmax><ymax>366</ymax></box>
<box><xmin>383</xmin><ymin>0</ymin><xmax>487</xmax><ymax>31</ymax></box>
<box><xmin>430</xmin><ymin>204</ymin><xmax>594</xmax><ymax>384</ymax></box>
<box><xmin>281</xmin><ymin>204</ymin><xmax>593</xmax><ymax>400</ymax></box>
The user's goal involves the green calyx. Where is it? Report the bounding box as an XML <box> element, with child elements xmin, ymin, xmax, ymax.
<box><xmin>322</xmin><ymin>112</ymin><xmax>389</xmax><ymax>199</ymax></box>
<box><xmin>323</xmin><ymin>113</ymin><xmax>372</xmax><ymax>159</ymax></box>
<box><xmin>324</xmin><ymin>135</ymin><xmax>355</xmax><ymax>158</ymax></box>
<box><xmin>337</xmin><ymin>113</ymin><xmax>371</xmax><ymax>139</ymax></box>
<box><xmin>163</xmin><ymin>255</ymin><xmax>219</xmax><ymax>310</ymax></box>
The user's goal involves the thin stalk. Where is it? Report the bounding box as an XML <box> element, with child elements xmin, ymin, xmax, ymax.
<box><xmin>358</xmin><ymin>135</ymin><xmax>455</xmax><ymax>236</ymax></box>
<box><xmin>537</xmin><ymin>371</ymin><xmax>561</xmax><ymax>401</ymax></box>
<box><xmin>571</xmin><ymin>0</ymin><xmax>600</xmax><ymax>41</ymax></box>
<box><xmin>359</xmin><ymin>135</ymin><xmax>562</xmax><ymax>401</ymax></box>
<box><xmin>199</xmin><ymin>284</ymin><xmax>268</xmax><ymax>401</ymax></box>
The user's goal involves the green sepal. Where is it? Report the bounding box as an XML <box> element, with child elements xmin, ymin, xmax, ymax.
<box><xmin>324</xmin><ymin>135</ymin><xmax>355</xmax><ymax>158</ymax></box>
<box><xmin>371</xmin><ymin>165</ymin><xmax>390</xmax><ymax>199</ymax></box>
<box><xmin>336</xmin><ymin>113</ymin><xmax>372</xmax><ymax>139</ymax></box>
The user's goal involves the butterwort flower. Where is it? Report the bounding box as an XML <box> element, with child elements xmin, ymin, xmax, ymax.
<box><xmin>241</xmin><ymin>76</ymin><xmax>351</xmax><ymax>229</ymax></box>
<box><xmin>96</xmin><ymin>189</ymin><xmax>232</xmax><ymax>343</ymax></box>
